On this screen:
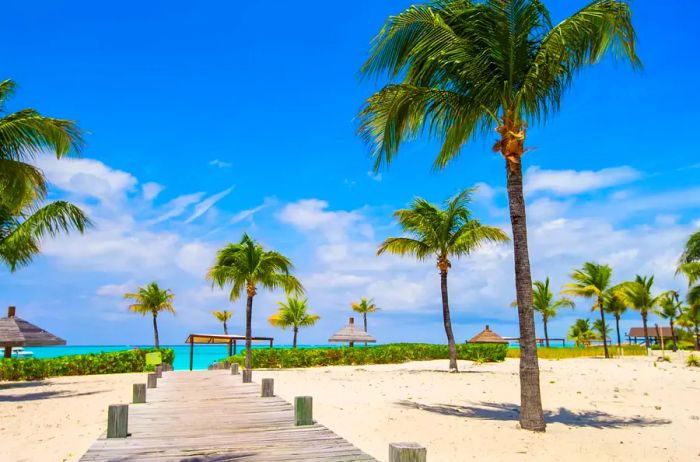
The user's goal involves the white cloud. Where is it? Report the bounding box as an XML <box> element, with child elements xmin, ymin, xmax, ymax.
<box><xmin>175</xmin><ymin>242</ymin><xmax>217</xmax><ymax>276</ymax></box>
<box><xmin>524</xmin><ymin>166</ymin><xmax>641</xmax><ymax>196</ymax></box>
<box><xmin>230</xmin><ymin>198</ymin><xmax>275</xmax><ymax>224</ymax></box>
<box><xmin>185</xmin><ymin>187</ymin><xmax>234</xmax><ymax>223</ymax></box>
<box><xmin>96</xmin><ymin>281</ymin><xmax>135</xmax><ymax>296</ymax></box>
<box><xmin>367</xmin><ymin>171</ymin><xmax>382</xmax><ymax>182</ymax></box>
<box><xmin>209</xmin><ymin>159</ymin><xmax>232</xmax><ymax>168</ymax></box>
<box><xmin>142</xmin><ymin>182</ymin><xmax>164</xmax><ymax>201</ymax></box>
<box><xmin>152</xmin><ymin>192</ymin><xmax>204</xmax><ymax>223</ymax></box>
<box><xmin>277</xmin><ymin>199</ymin><xmax>364</xmax><ymax>242</ymax></box>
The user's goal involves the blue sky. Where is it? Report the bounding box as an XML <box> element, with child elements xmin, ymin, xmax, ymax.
<box><xmin>2</xmin><ymin>0</ymin><xmax>699</xmax><ymax>345</ymax></box>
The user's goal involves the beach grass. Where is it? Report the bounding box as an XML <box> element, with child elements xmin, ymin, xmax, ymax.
<box><xmin>506</xmin><ymin>345</ymin><xmax>647</xmax><ymax>359</ymax></box>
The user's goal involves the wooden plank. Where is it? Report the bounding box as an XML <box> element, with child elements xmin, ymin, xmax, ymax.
<box><xmin>80</xmin><ymin>370</ymin><xmax>376</xmax><ymax>461</ymax></box>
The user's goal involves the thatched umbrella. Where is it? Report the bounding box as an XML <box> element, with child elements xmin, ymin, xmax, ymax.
<box><xmin>468</xmin><ymin>325</ymin><xmax>508</xmax><ymax>344</ymax></box>
<box><xmin>0</xmin><ymin>306</ymin><xmax>66</xmax><ymax>358</ymax></box>
<box><xmin>328</xmin><ymin>317</ymin><xmax>376</xmax><ymax>347</ymax></box>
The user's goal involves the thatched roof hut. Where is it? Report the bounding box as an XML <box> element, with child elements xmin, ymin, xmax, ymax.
<box><xmin>0</xmin><ymin>306</ymin><xmax>66</xmax><ymax>358</ymax></box>
<box><xmin>328</xmin><ymin>317</ymin><xmax>376</xmax><ymax>347</ymax></box>
<box><xmin>468</xmin><ymin>325</ymin><xmax>508</xmax><ymax>344</ymax></box>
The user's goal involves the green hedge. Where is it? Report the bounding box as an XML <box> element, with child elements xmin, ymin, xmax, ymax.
<box><xmin>506</xmin><ymin>345</ymin><xmax>647</xmax><ymax>359</ymax></box>
<box><xmin>0</xmin><ymin>348</ymin><xmax>174</xmax><ymax>381</ymax></box>
<box><xmin>223</xmin><ymin>343</ymin><xmax>508</xmax><ymax>368</ymax></box>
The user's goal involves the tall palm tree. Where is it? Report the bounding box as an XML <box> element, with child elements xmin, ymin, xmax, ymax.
<box><xmin>656</xmin><ymin>291</ymin><xmax>682</xmax><ymax>348</ymax></box>
<box><xmin>562</xmin><ymin>263</ymin><xmax>613</xmax><ymax>358</ymax></box>
<box><xmin>212</xmin><ymin>310</ymin><xmax>233</xmax><ymax>335</ymax></box>
<box><xmin>619</xmin><ymin>275</ymin><xmax>663</xmax><ymax>353</ymax></box>
<box><xmin>124</xmin><ymin>282</ymin><xmax>176</xmax><ymax>349</ymax></box>
<box><xmin>377</xmin><ymin>189</ymin><xmax>509</xmax><ymax>372</ymax></box>
<box><xmin>207</xmin><ymin>233</ymin><xmax>302</xmax><ymax>370</ymax></box>
<box><xmin>357</xmin><ymin>0</ymin><xmax>639</xmax><ymax>431</ymax></box>
<box><xmin>680</xmin><ymin>288</ymin><xmax>700</xmax><ymax>350</ymax></box>
<box><xmin>530</xmin><ymin>278</ymin><xmax>574</xmax><ymax>347</ymax></box>
<box><xmin>351</xmin><ymin>297</ymin><xmax>380</xmax><ymax>346</ymax></box>
<box><xmin>268</xmin><ymin>296</ymin><xmax>320</xmax><ymax>348</ymax></box>
<box><xmin>568</xmin><ymin>319</ymin><xmax>596</xmax><ymax>348</ymax></box>
<box><xmin>603</xmin><ymin>289</ymin><xmax>627</xmax><ymax>355</ymax></box>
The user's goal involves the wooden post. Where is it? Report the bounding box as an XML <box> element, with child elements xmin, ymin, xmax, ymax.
<box><xmin>233</xmin><ymin>339</ymin><xmax>237</xmax><ymax>355</ymax></box>
<box><xmin>231</xmin><ymin>363</ymin><xmax>240</xmax><ymax>375</ymax></box>
<box><xmin>389</xmin><ymin>443</ymin><xmax>427</xmax><ymax>462</ymax></box>
<box><xmin>132</xmin><ymin>384</ymin><xmax>146</xmax><ymax>403</ymax></box>
<box><xmin>223</xmin><ymin>360</ymin><xmax>230</xmax><ymax>369</ymax></box>
<box><xmin>189</xmin><ymin>337</ymin><xmax>194</xmax><ymax>371</ymax></box>
<box><xmin>656</xmin><ymin>324</ymin><xmax>665</xmax><ymax>354</ymax></box>
<box><xmin>155</xmin><ymin>365</ymin><xmax>163</xmax><ymax>378</ymax></box>
<box><xmin>228</xmin><ymin>340</ymin><xmax>233</xmax><ymax>357</ymax></box>
<box><xmin>294</xmin><ymin>396</ymin><xmax>313</xmax><ymax>426</ymax></box>
<box><xmin>261</xmin><ymin>378</ymin><xmax>274</xmax><ymax>397</ymax></box>
<box><xmin>242</xmin><ymin>369</ymin><xmax>252</xmax><ymax>383</ymax></box>
<box><xmin>107</xmin><ymin>404</ymin><xmax>129</xmax><ymax>438</ymax></box>
<box><xmin>3</xmin><ymin>346</ymin><xmax>11</xmax><ymax>359</ymax></box>
<box><xmin>147</xmin><ymin>373</ymin><xmax>157</xmax><ymax>389</ymax></box>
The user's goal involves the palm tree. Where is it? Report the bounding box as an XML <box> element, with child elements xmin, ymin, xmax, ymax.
<box><xmin>124</xmin><ymin>282</ymin><xmax>176</xmax><ymax>349</ymax></box>
<box><xmin>530</xmin><ymin>278</ymin><xmax>574</xmax><ymax>347</ymax></box>
<box><xmin>568</xmin><ymin>319</ymin><xmax>596</xmax><ymax>348</ymax></box>
<box><xmin>351</xmin><ymin>297</ymin><xmax>380</xmax><ymax>346</ymax></box>
<box><xmin>212</xmin><ymin>310</ymin><xmax>233</xmax><ymax>335</ymax></box>
<box><xmin>593</xmin><ymin>319</ymin><xmax>611</xmax><ymax>343</ymax></box>
<box><xmin>562</xmin><ymin>263</ymin><xmax>614</xmax><ymax>358</ymax></box>
<box><xmin>357</xmin><ymin>0</ymin><xmax>640</xmax><ymax>431</ymax></box>
<box><xmin>656</xmin><ymin>291</ymin><xmax>682</xmax><ymax>348</ymax></box>
<box><xmin>680</xmin><ymin>288</ymin><xmax>700</xmax><ymax>350</ymax></box>
<box><xmin>603</xmin><ymin>289</ymin><xmax>627</xmax><ymax>354</ymax></box>
<box><xmin>268</xmin><ymin>296</ymin><xmax>320</xmax><ymax>348</ymax></box>
<box><xmin>377</xmin><ymin>189</ymin><xmax>509</xmax><ymax>372</ymax></box>
<box><xmin>207</xmin><ymin>233</ymin><xmax>302</xmax><ymax>370</ymax></box>
<box><xmin>620</xmin><ymin>275</ymin><xmax>663</xmax><ymax>353</ymax></box>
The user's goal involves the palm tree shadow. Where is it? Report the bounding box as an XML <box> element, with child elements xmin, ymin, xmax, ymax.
<box><xmin>396</xmin><ymin>400</ymin><xmax>671</xmax><ymax>429</ymax></box>
<box><xmin>0</xmin><ymin>389</ymin><xmax>106</xmax><ymax>402</ymax></box>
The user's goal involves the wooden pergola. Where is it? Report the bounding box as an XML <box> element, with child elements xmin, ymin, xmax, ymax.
<box><xmin>184</xmin><ymin>333</ymin><xmax>274</xmax><ymax>371</ymax></box>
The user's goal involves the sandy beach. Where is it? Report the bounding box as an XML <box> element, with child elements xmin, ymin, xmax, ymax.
<box><xmin>1</xmin><ymin>357</ymin><xmax>698</xmax><ymax>462</ymax></box>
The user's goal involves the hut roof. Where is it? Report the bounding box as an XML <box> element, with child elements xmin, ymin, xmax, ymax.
<box><xmin>0</xmin><ymin>306</ymin><xmax>66</xmax><ymax>348</ymax></box>
<box><xmin>468</xmin><ymin>325</ymin><xmax>508</xmax><ymax>344</ymax></box>
<box><xmin>628</xmin><ymin>327</ymin><xmax>673</xmax><ymax>338</ymax></box>
<box><xmin>328</xmin><ymin>317</ymin><xmax>376</xmax><ymax>343</ymax></box>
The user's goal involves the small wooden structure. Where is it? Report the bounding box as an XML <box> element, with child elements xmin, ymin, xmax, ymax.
<box><xmin>184</xmin><ymin>333</ymin><xmax>274</xmax><ymax>371</ymax></box>
<box><xmin>328</xmin><ymin>317</ymin><xmax>376</xmax><ymax>347</ymax></box>
<box><xmin>627</xmin><ymin>327</ymin><xmax>673</xmax><ymax>345</ymax></box>
<box><xmin>0</xmin><ymin>306</ymin><xmax>66</xmax><ymax>358</ymax></box>
<box><xmin>468</xmin><ymin>325</ymin><xmax>509</xmax><ymax>344</ymax></box>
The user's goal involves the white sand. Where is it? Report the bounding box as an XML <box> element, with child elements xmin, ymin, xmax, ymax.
<box><xmin>1</xmin><ymin>356</ymin><xmax>698</xmax><ymax>462</ymax></box>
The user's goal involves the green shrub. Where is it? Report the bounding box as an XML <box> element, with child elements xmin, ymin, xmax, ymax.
<box><xmin>0</xmin><ymin>348</ymin><xmax>175</xmax><ymax>381</ymax></box>
<box><xmin>651</xmin><ymin>341</ymin><xmax>695</xmax><ymax>351</ymax></box>
<box><xmin>687</xmin><ymin>354</ymin><xmax>700</xmax><ymax>367</ymax></box>
<box><xmin>506</xmin><ymin>345</ymin><xmax>647</xmax><ymax>359</ymax></box>
<box><xmin>222</xmin><ymin>343</ymin><xmax>507</xmax><ymax>369</ymax></box>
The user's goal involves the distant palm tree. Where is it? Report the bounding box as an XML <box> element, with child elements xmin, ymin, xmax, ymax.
<box><xmin>519</xmin><ymin>278</ymin><xmax>574</xmax><ymax>347</ymax></box>
<box><xmin>268</xmin><ymin>297</ymin><xmax>320</xmax><ymax>348</ymax></box>
<box><xmin>212</xmin><ymin>310</ymin><xmax>233</xmax><ymax>335</ymax></box>
<box><xmin>679</xmin><ymin>289</ymin><xmax>700</xmax><ymax>350</ymax></box>
<box><xmin>358</xmin><ymin>0</ymin><xmax>639</xmax><ymax>433</ymax></box>
<box><xmin>568</xmin><ymin>319</ymin><xmax>596</xmax><ymax>348</ymax></box>
<box><xmin>593</xmin><ymin>319</ymin><xmax>612</xmax><ymax>343</ymax></box>
<box><xmin>562</xmin><ymin>263</ymin><xmax>613</xmax><ymax>358</ymax></box>
<box><xmin>603</xmin><ymin>289</ymin><xmax>628</xmax><ymax>354</ymax></box>
<box><xmin>620</xmin><ymin>275</ymin><xmax>663</xmax><ymax>353</ymax></box>
<box><xmin>377</xmin><ymin>189</ymin><xmax>509</xmax><ymax>371</ymax></box>
<box><xmin>124</xmin><ymin>282</ymin><xmax>175</xmax><ymax>349</ymax></box>
<box><xmin>207</xmin><ymin>233</ymin><xmax>302</xmax><ymax>370</ymax></box>
<box><xmin>351</xmin><ymin>298</ymin><xmax>379</xmax><ymax>346</ymax></box>
<box><xmin>656</xmin><ymin>291</ymin><xmax>682</xmax><ymax>348</ymax></box>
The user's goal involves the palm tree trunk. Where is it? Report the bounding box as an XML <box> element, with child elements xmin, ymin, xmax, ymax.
<box><xmin>152</xmin><ymin>313</ymin><xmax>160</xmax><ymax>349</ymax></box>
<box><xmin>223</xmin><ymin>320</ymin><xmax>228</xmax><ymax>335</ymax></box>
<box><xmin>363</xmin><ymin>313</ymin><xmax>368</xmax><ymax>347</ymax></box>
<box><xmin>695</xmin><ymin>325</ymin><xmax>699</xmax><ymax>351</ymax></box>
<box><xmin>245</xmin><ymin>294</ymin><xmax>254</xmax><ymax>370</ymax></box>
<box><xmin>542</xmin><ymin>316</ymin><xmax>549</xmax><ymax>348</ymax></box>
<box><xmin>598</xmin><ymin>295</ymin><xmax>609</xmax><ymax>358</ymax></box>
<box><xmin>440</xmin><ymin>270</ymin><xmax>458</xmax><ymax>372</ymax></box>
<box><xmin>293</xmin><ymin>328</ymin><xmax>298</xmax><ymax>348</ymax></box>
<box><xmin>642</xmin><ymin>313</ymin><xmax>650</xmax><ymax>354</ymax></box>
<box><xmin>615</xmin><ymin>314</ymin><xmax>622</xmax><ymax>356</ymax></box>
<box><xmin>505</xmin><ymin>160</ymin><xmax>546</xmax><ymax>432</ymax></box>
<box><xmin>669</xmin><ymin>318</ymin><xmax>677</xmax><ymax>348</ymax></box>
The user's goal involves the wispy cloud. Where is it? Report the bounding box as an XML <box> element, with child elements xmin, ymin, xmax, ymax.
<box><xmin>231</xmin><ymin>198</ymin><xmax>275</xmax><ymax>224</ymax></box>
<box><xmin>209</xmin><ymin>159</ymin><xmax>232</xmax><ymax>168</ymax></box>
<box><xmin>367</xmin><ymin>171</ymin><xmax>382</xmax><ymax>182</ymax></box>
<box><xmin>152</xmin><ymin>192</ymin><xmax>205</xmax><ymax>223</ymax></box>
<box><xmin>525</xmin><ymin>166</ymin><xmax>641</xmax><ymax>196</ymax></box>
<box><xmin>142</xmin><ymin>182</ymin><xmax>164</xmax><ymax>201</ymax></box>
<box><xmin>185</xmin><ymin>187</ymin><xmax>234</xmax><ymax>223</ymax></box>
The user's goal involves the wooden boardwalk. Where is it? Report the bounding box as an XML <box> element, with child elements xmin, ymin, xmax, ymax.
<box><xmin>80</xmin><ymin>370</ymin><xmax>377</xmax><ymax>462</ymax></box>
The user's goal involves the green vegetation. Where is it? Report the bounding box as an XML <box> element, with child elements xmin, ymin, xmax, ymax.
<box><xmin>212</xmin><ymin>310</ymin><xmax>233</xmax><ymax>335</ymax></box>
<box><xmin>124</xmin><ymin>282</ymin><xmax>176</xmax><ymax>349</ymax></box>
<box><xmin>567</xmin><ymin>319</ymin><xmax>597</xmax><ymax>348</ymax></box>
<box><xmin>686</xmin><ymin>354</ymin><xmax>699</xmax><ymax>367</ymax></box>
<box><xmin>619</xmin><ymin>275</ymin><xmax>665</xmax><ymax>353</ymax></box>
<box><xmin>513</xmin><ymin>277</ymin><xmax>574</xmax><ymax>348</ymax></box>
<box><xmin>223</xmin><ymin>343</ymin><xmax>507</xmax><ymax>369</ymax></box>
<box><xmin>207</xmin><ymin>233</ymin><xmax>302</xmax><ymax>371</ymax></box>
<box><xmin>507</xmin><ymin>345</ymin><xmax>646</xmax><ymax>360</ymax></box>
<box><xmin>0</xmin><ymin>348</ymin><xmax>175</xmax><ymax>381</ymax></box>
<box><xmin>377</xmin><ymin>189</ymin><xmax>508</xmax><ymax>372</ymax></box>
<box><xmin>351</xmin><ymin>297</ymin><xmax>380</xmax><ymax>345</ymax></box>
<box><xmin>268</xmin><ymin>296</ymin><xmax>320</xmax><ymax>348</ymax></box>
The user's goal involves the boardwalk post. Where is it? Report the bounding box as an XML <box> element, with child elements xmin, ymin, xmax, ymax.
<box><xmin>261</xmin><ymin>378</ymin><xmax>274</xmax><ymax>397</ymax></box>
<box><xmin>107</xmin><ymin>404</ymin><xmax>129</xmax><ymax>438</ymax></box>
<box><xmin>231</xmin><ymin>363</ymin><xmax>240</xmax><ymax>375</ymax></box>
<box><xmin>242</xmin><ymin>369</ymin><xmax>252</xmax><ymax>383</ymax></box>
<box><xmin>294</xmin><ymin>396</ymin><xmax>313</xmax><ymax>425</ymax></box>
<box><xmin>147</xmin><ymin>373</ymin><xmax>157</xmax><ymax>388</ymax></box>
<box><xmin>389</xmin><ymin>443</ymin><xmax>426</xmax><ymax>462</ymax></box>
<box><xmin>132</xmin><ymin>383</ymin><xmax>146</xmax><ymax>403</ymax></box>
<box><xmin>155</xmin><ymin>365</ymin><xmax>163</xmax><ymax>378</ymax></box>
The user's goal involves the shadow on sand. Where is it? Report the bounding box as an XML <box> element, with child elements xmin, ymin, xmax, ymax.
<box><xmin>0</xmin><ymin>389</ymin><xmax>106</xmax><ymax>402</ymax></box>
<box><xmin>396</xmin><ymin>400</ymin><xmax>671</xmax><ymax>429</ymax></box>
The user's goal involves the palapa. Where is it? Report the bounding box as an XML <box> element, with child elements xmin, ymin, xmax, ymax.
<box><xmin>468</xmin><ymin>325</ymin><xmax>508</xmax><ymax>344</ymax></box>
<box><xmin>0</xmin><ymin>306</ymin><xmax>66</xmax><ymax>358</ymax></box>
<box><xmin>328</xmin><ymin>317</ymin><xmax>376</xmax><ymax>347</ymax></box>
